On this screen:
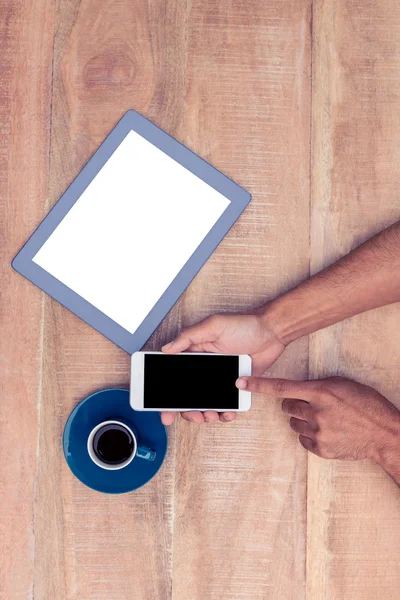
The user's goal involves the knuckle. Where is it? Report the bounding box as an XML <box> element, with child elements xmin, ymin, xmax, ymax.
<box><xmin>310</xmin><ymin>381</ymin><xmax>326</xmax><ymax>394</ymax></box>
<box><xmin>313</xmin><ymin>427</ymin><xmax>322</xmax><ymax>439</ymax></box>
<box><xmin>253</xmin><ymin>378</ymin><xmax>264</xmax><ymax>393</ymax></box>
<box><xmin>313</xmin><ymin>410</ymin><xmax>326</xmax><ymax>427</ymax></box>
<box><xmin>323</xmin><ymin>376</ymin><xmax>344</xmax><ymax>389</ymax></box>
<box><xmin>313</xmin><ymin>430</ymin><xmax>325</xmax><ymax>445</ymax></box>
<box><xmin>313</xmin><ymin>382</ymin><xmax>336</xmax><ymax>398</ymax></box>
<box><xmin>275</xmin><ymin>379</ymin><xmax>288</xmax><ymax>396</ymax></box>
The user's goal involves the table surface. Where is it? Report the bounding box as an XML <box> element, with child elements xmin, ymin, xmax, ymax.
<box><xmin>1</xmin><ymin>1</ymin><xmax>400</xmax><ymax>599</ymax></box>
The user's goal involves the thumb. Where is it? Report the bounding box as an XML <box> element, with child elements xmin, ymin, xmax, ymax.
<box><xmin>162</xmin><ymin>316</ymin><xmax>219</xmax><ymax>353</ymax></box>
<box><xmin>236</xmin><ymin>376</ymin><xmax>315</xmax><ymax>400</ymax></box>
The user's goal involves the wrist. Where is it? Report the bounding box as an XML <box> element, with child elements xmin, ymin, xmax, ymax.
<box><xmin>259</xmin><ymin>276</ymin><xmax>352</xmax><ymax>345</ymax></box>
<box><xmin>259</xmin><ymin>294</ymin><xmax>306</xmax><ymax>346</ymax></box>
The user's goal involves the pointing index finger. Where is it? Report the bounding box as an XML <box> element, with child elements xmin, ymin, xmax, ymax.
<box><xmin>236</xmin><ymin>377</ymin><xmax>317</xmax><ymax>400</ymax></box>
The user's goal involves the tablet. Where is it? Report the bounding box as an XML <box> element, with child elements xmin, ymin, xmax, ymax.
<box><xmin>13</xmin><ymin>110</ymin><xmax>251</xmax><ymax>353</ymax></box>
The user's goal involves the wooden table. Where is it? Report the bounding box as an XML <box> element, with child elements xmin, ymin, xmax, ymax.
<box><xmin>1</xmin><ymin>1</ymin><xmax>399</xmax><ymax>598</ymax></box>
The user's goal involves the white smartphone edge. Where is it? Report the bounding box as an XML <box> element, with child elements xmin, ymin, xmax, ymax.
<box><xmin>130</xmin><ymin>351</ymin><xmax>252</xmax><ymax>412</ymax></box>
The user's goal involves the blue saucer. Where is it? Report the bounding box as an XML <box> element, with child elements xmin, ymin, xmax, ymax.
<box><xmin>63</xmin><ymin>388</ymin><xmax>168</xmax><ymax>494</ymax></box>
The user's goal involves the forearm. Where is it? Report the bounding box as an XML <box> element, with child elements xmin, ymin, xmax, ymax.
<box><xmin>264</xmin><ymin>221</ymin><xmax>400</xmax><ymax>344</ymax></box>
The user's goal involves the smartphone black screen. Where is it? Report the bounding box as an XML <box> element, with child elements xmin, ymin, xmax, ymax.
<box><xmin>143</xmin><ymin>354</ymin><xmax>239</xmax><ymax>410</ymax></box>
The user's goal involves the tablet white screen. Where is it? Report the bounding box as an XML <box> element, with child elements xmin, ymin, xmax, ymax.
<box><xmin>33</xmin><ymin>130</ymin><xmax>230</xmax><ymax>334</ymax></box>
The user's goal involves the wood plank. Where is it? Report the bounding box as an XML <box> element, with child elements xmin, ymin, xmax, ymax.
<box><xmin>172</xmin><ymin>2</ymin><xmax>312</xmax><ymax>598</ymax></box>
<box><xmin>309</xmin><ymin>1</ymin><xmax>400</xmax><ymax>598</ymax></box>
<box><xmin>32</xmin><ymin>1</ymin><xmax>187</xmax><ymax>598</ymax></box>
<box><xmin>0</xmin><ymin>1</ymin><xmax>55</xmax><ymax>598</ymax></box>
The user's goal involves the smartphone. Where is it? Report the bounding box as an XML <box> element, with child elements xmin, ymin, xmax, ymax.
<box><xmin>130</xmin><ymin>351</ymin><xmax>252</xmax><ymax>412</ymax></box>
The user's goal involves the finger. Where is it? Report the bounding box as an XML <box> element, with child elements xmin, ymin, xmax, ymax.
<box><xmin>282</xmin><ymin>398</ymin><xmax>312</xmax><ymax>419</ymax></box>
<box><xmin>203</xmin><ymin>411</ymin><xmax>220</xmax><ymax>423</ymax></box>
<box><xmin>187</xmin><ymin>342</ymin><xmax>219</xmax><ymax>353</ymax></box>
<box><xmin>299</xmin><ymin>434</ymin><xmax>318</xmax><ymax>453</ymax></box>
<box><xmin>219</xmin><ymin>412</ymin><xmax>237</xmax><ymax>422</ymax></box>
<box><xmin>289</xmin><ymin>417</ymin><xmax>317</xmax><ymax>437</ymax></box>
<box><xmin>236</xmin><ymin>377</ymin><xmax>317</xmax><ymax>400</ymax></box>
<box><xmin>162</xmin><ymin>317</ymin><xmax>218</xmax><ymax>353</ymax></box>
<box><xmin>187</xmin><ymin>343</ymin><xmax>206</xmax><ymax>352</ymax></box>
<box><xmin>160</xmin><ymin>412</ymin><xmax>177</xmax><ymax>426</ymax></box>
<box><xmin>162</xmin><ymin>336</ymin><xmax>191</xmax><ymax>353</ymax></box>
<box><xmin>181</xmin><ymin>411</ymin><xmax>205</xmax><ymax>424</ymax></box>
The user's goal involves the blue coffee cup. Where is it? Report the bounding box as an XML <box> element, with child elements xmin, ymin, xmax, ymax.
<box><xmin>87</xmin><ymin>417</ymin><xmax>156</xmax><ymax>470</ymax></box>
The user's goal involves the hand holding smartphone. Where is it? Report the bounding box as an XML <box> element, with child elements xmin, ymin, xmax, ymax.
<box><xmin>130</xmin><ymin>352</ymin><xmax>252</xmax><ymax>412</ymax></box>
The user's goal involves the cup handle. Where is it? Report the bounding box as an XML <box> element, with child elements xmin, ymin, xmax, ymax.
<box><xmin>136</xmin><ymin>445</ymin><xmax>156</xmax><ymax>461</ymax></box>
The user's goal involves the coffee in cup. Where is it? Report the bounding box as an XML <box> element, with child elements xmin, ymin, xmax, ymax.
<box><xmin>87</xmin><ymin>419</ymin><xmax>155</xmax><ymax>470</ymax></box>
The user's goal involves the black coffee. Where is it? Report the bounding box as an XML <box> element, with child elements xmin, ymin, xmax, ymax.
<box><xmin>93</xmin><ymin>424</ymin><xmax>134</xmax><ymax>465</ymax></box>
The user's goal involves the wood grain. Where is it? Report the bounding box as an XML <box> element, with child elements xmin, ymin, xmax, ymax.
<box><xmin>2</xmin><ymin>0</ymin><xmax>400</xmax><ymax>599</ymax></box>
<box><xmin>171</xmin><ymin>1</ymin><xmax>311</xmax><ymax>598</ymax></box>
<box><xmin>33</xmin><ymin>1</ymin><xmax>187</xmax><ymax>598</ymax></box>
<box><xmin>0</xmin><ymin>0</ymin><xmax>55</xmax><ymax>598</ymax></box>
<box><xmin>309</xmin><ymin>1</ymin><xmax>400</xmax><ymax>598</ymax></box>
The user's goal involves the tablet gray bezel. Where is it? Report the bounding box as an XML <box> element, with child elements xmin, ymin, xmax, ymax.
<box><xmin>12</xmin><ymin>110</ymin><xmax>251</xmax><ymax>354</ymax></box>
